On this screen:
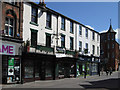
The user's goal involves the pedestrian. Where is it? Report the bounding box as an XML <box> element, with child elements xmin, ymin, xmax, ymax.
<box><xmin>109</xmin><ymin>67</ymin><xmax>112</xmax><ymax>75</ymax></box>
<box><xmin>84</xmin><ymin>71</ymin><xmax>86</xmax><ymax>78</ymax></box>
<box><xmin>106</xmin><ymin>68</ymin><xmax>109</xmax><ymax>75</ymax></box>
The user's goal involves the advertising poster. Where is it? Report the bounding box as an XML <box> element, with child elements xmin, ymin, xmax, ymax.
<box><xmin>8</xmin><ymin>66</ymin><xmax>14</xmax><ymax>75</ymax></box>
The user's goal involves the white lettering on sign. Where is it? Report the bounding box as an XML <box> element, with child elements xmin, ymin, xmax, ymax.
<box><xmin>0</xmin><ymin>43</ymin><xmax>15</xmax><ymax>55</ymax></box>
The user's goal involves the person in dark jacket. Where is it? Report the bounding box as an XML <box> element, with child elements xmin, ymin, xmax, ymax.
<box><xmin>106</xmin><ymin>68</ymin><xmax>109</xmax><ymax>75</ymax></box>
<box><xmin>109</xmin><ymin>67</ymin><xmax>112</xmax><ymax>75</ymax></box>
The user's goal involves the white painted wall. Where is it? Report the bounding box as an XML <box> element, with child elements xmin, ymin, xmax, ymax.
<box><xmin>23</xmin><ymin>2</ymin><xmax>100</xmax><ymax>57</ymax></box>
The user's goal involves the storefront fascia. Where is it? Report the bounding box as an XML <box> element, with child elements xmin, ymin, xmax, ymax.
<box><xmin>1</xmin><ymin>40</ymin><xmax>23</xmax><ymax>84</ymax></box>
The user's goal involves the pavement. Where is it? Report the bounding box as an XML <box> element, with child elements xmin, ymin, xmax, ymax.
<box><xmin>1</xmin><ymin>71</ymin><xmax>120</xmax><ymax>90</ymax></box>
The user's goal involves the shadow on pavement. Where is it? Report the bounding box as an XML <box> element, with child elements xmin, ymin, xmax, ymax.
<box><xmin>80</xmin><ymin>78</ymin><xmax>120</xmax><ymax>90</ymax></box>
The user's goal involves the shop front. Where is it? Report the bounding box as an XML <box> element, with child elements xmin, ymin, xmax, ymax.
<box><xmin>1</xmin><ymin>40</ymin><xmax>23</xmax><ymax>84</ymax></box>
<box><xmin>55</xmin><ymin>57</ymin><xmax>76</xmax><ymax>79</ymax></box>
<box><xmin>22</xmin><ymin>52</ymin><xmax>56</xmax><ymax>83</ymax></box>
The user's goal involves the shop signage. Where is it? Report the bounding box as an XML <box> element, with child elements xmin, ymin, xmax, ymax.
<box><xmin>56</xmin><ymin>47</ymin><xmax>65</xmax><ymax>53</ymax></box>
<box><xmin>8</xmin><ymin>66</ymin><xmax>14</xmax><ymax>75</ymax></box>
<box><xmin>8</xmin><ymin>58</ymin><xmax>14</xmax><ymax>66</ymax></box>
<box><xmin>56</xmin><ymin>53</ymin><xmax>66</xmax><ymax>58</ymax></box>
<box><xmin>79</xmin><ymin>57</ymin><xmax>84</xmax><ymax>61</ymax></box>
<box><xmin>0</xmin><ymin>43</ymin><xmax>15</xmax><ymax>55</ymax></box>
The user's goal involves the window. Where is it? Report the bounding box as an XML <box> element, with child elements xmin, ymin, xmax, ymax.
<box><xmin>112</xmin><ymin>34</ymin><xmax>114</xmax><ymax>40</ymax></box>
<box><xmin>31</xmin><ymin>7</ymin><xmax>38</xmax><ymax>24</ymax></box>
<box><xmin>108</xmin><ymin>33</ymin><xmax>110</xmax><ymax>40</ymax></box>
<box><xmin>92</xmin><ymin>45</ymin><xmax>95</xmax><ymax>55</ymax></box>
<box><xmin>5</xmin><ymin>17</ymin><xmax>14</xmax><ymax>37</ymax></box>
<box><xmin>92</xmin><ymin>32</ymin><xmax>95</xmax><ymax>40</ymax></box>
<box><xmin>70</xmin><ymin>21</ymin><xmax>73</xmax><ymax>33</ymax></box>
<box><xmin>112</xmin><ymin>52</ymin><xmax>114</xmax><ymax>58</ymax></box>
<box><xmin>61</xmin><ymin>35</ymin><xmax>65</xmax><ymax>48</ymax></box>
<box><xmin>31</xmin><ymin>29</ymin><xmax>37</xmax><ymax>47</ymax></box>
<box><xmin>70</xmin><ymin>37</ymin><xmax>74</xmax><ymax>50</ymax></box>
<box><xmin>46</xmin><ymin>12</ymin><xmax>51</xmax><ymax>28</ymax></box>
<box><xmin>86</xmin><ymin>29</ymin><xmax>88</xmax><ymax>38</ymax></box>
<box><xmin>97</xmin><ymin>34</ymin><xmax>99</xmax><ymax>41</ymax></box>
<box><xmin>79</xmin><ymin>41</ymin><xmax>82</xmax><ymax>52</ymax></box>
<box><xmin>8</xmin><ymin>0</ymin><xmax>17</xmax><ymax>5</ymax></box>
<box><xmin>46</xmin><ymin>33</ymin><xmax>51</xmax><ymax>47</ymax></box>
<box><xmin>61</xmin><ymin>17</ymin><xmax>65</xmax><ymax>30</ymax></box>
<box><xmin>85</xmin><ymin>43</ymin><xmax>88</xmax><ymax>49</ymax></box>
<box><xmin>97</xmin><ymin>47</ymin><xmax>99</xmax><ymax>55</ymax></box>
<box><xmin>112</xmin><ymin>43</ymin><xmax>114</xmax><ymax>48</ymax></box>
<box><xmin>108</xmin><ymin>44</ymin><xmax>109</xmax><ymax>49</ymax></box>
<box><xmin>79</xmin><ymin>25</ymin><xmax>82</xmax><ymax>35</ymax></box>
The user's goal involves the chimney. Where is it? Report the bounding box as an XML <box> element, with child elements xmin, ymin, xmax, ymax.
<box><xmin>39</xmin><ymin>0</ymin><xmax>46</xmax><ymax>7</ymax></box>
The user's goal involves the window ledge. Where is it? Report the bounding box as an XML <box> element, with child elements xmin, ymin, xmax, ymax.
<box><xmin>30</xmin><ymin>22</ymin><xmax>39</xmax><ymax>26</ymax></box>
<box><xmin>61</xmin><ymin>28</ymin><xmax>65</xmax><ymax>31</ymax></box>
<box><xmin>45</xmin><ymin>27</ymin><xmax>52</xmax><ymax>30</ymax></box>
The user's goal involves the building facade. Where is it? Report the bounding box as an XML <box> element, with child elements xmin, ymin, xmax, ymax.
<box><xmin>100</xmin><ymin>24</ymin><xmax>120</xmax><ymax>71</ymax></box>
<box><xmin>0</xmin><ymin>1</ymin><xmax>23</xmax><ymax>84</ymax></box>
<box><xmin>22</xmin><ymin>1</ymin><xmax>100</xmax><ymax>83</ymax></box>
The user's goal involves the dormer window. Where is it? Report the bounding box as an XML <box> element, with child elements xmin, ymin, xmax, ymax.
<box><xmin>5</xmin><ymin>17</ymin><xmax>14</xmax><ymax>37</ymax></box>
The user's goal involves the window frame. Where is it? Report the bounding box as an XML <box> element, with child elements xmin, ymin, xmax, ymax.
<box><xmin>61</xmin><ymin>17</ymin><xmax>65</xmax><ymax>30</ymax></box>
<box><xmin>92</xmin><ymin>45</ymin><xmax>95</xmax><ymax>55</ymax></box>
<box><xmin>31</xmin><ymin>6</ymin><xmax>38</xmax><ymax>24</ymax></box>
<box><xmin>92</xmin><ymin>32</ymin><xmax>95</xmax><ymax>40</ymax></box>
<box><xmin>79</xmin><ymin>25</ymin><xmax>82</xmax><ymax>35</ymax></box>
<box><xmin>70</xmin><ymin>21</ymin><xmax>73</xmax><ymax>33</ymax></box>
<box><xmin>61</xmin><ymin>34</ymin><xmax>65</xmax><ymax>48</ymax></box>
<box><xmin>70</xmin><ymin>37</ymin><xmax>74</xmax><ymax>50</ymax></box>
<box><xmin>5</xmin><ymin>17</ymin><xmax>15</xmax><ymax>37</ymax></box>
<box><xmin>46</xmin><ymin>12</ymin><xmax>52</xmax><ymax>29</ymax></box>
<box><xmin>31</xmin><ymin>29</ymin><xmax>38</xmax><ymax>47</ymax></box>
<box><xmin>86</xmin><ymin>28</ymin><xmax>88</xmax><ymax>38</ymax></box>
<box><xmin>79</xmin><ymin>41</ymin><xmax>82</xmax><ymax>52</ymax></box>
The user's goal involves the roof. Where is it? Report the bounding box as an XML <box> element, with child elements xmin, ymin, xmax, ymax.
<box><xmin>107</xmin><ymin>24</ymin><xmax>116</xmax><ymax>33</ymax></box>
<box><xmin>26</xmin><ymin>2</ymin><xmax>100</xmax><ymax>35</ymax></box>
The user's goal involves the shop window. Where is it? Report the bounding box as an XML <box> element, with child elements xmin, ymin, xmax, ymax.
<box><xmin>61</xmin><ymin>17</ymin><xmax>65</xmax><ymax>30</ymax></box>
<box><xmin>31</xmin><ymin>6</ymin><xmax>38</xmax><ymax>24</ymax></box>
<box><xmin>5</xmin><ymin>17</ymin><xmax>14</xmax><ymax>37</ymax></box>
<box><xmin>70</xmin><ymin>37</ymin><xmax>74</xmax><ymax>50</ymax></box>
<box><xmin>61</xmin><ymin>35</ymin><xmax>65</xmax><ymax>48</ymax></box>
<box><xmin>46</xmin><ymin>33</ymin><xmax>51</xmax><ymax>47</ymax></box>
<box><xmin>45</xmin><ymin>62</ymin><xmax>53</xmax><ymax>77</ymax></box>
<box><xmin>24</xmin><ymin>61</ymin><xmax>34</xmax><ymax>78</ymax></box>
<box><xmin>35</xmin><ymin>61</ymin><xmax>40</xmax><ymax>78</ymax></box>
<box><xmin>46</xmin><ymin>12</ymin><xmax>51</xmax><ymax>28</ymax></box>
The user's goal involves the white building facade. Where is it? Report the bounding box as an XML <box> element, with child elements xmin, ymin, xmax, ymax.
<box><xmin>22</xmin><ymin>2</ymin><xmax>100</xmax><ymax>82</ymax></box>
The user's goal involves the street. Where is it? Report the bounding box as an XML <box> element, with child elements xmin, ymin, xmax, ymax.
<box><xmin>1</xmin><ymin>71</ymin><xmax>120</xmax><ymax>90</ymax></box>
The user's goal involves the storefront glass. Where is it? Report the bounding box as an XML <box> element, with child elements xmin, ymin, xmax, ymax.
<box><xmin>45</xmin><ymin>61</ymin><xmax>53</xmax><ymax>77</ymax></box>
<box><xmin>24</xmin><ymin>61</ymin><xmax>33</xmax><ymax>78</ymax></box>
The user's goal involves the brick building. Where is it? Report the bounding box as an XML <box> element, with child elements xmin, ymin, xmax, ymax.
<box><xmin>0</xmin><ymin>1</ymin><xmax>23</xmax><ymax>84</ymax></box>
<box><xmin>100</xmin><ymin>24</ymin><xmax>120</xmax><ymax>71</ymax></box>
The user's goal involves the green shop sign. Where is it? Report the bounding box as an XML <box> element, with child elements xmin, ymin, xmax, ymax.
<box><xmin>8</xmin><ymin>58</ymin><xmax>14</xmax><ymax>66</ymax></box>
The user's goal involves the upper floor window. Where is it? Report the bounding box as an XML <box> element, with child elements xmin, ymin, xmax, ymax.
<box><xmin>46</xmin><ymin>12</ymin><xmax>51</xmax><ymax>28</ymax></box>
<box><xmin>9</xmin><ymin>0</ymin><xmax>17</xmax><ymax>5</ymax></box>
<box><xmin>92</xmin><ymin>45</ymin><xmax>95</xmax><ymax>55</ymax></box>
<box><xmin>86</xmin><ymin>28</ymin><xmax>88</xmax><ymax>38</ymax></box>
<box><xmin>70</xmin><ymin>21</ymin><xmax>73</xmax><ymax>33</ymax></box>
<box><xmin>31</xmin><ymin>7</ymin><xmax>38</xmax><ymax>24</ymax></box>
<box><xmin>108</xmin><ymin>33</ymin><xmax>110</xmax><ymax>40</ymax></box>
<box><xmin>92</xmin><ymin>32</ymin><xmax>95</xmax><ymax>40</ymax></box>
<box><xmin>46</xmin><ymin>33</ymin><xmax>51</xmax><ymax>47</ymax></box>
<box><xmin>70</xmin><ymin>37</ymin><xmax>74</xmax><ymax>50</ymax></box>
<box><xmin>79</xmin><ymin>25</ymin><xmax>82</xmax><ymax>35</ymax></box>
<box><xmin>79</xmin><ymin>41</ymin><xmax>82</xmax><ymax>52</ymax></box>
<box><xmin>85</xmin><ymin>43</ymin><xmax>88</xmax><ymax>49</ymax></box>
<box><xmin>31</xmin><ymin>29</ymin><xmax>38</xmax><ymax>47</ymax></box>
<box><xmin>112</xmin><ymin>34</ymin><xmax>114</xmax><ymax>40</ymax></box>
<box><xmin>97</xmin><ymin>34</ymin><xmax>99</xmax><ymax>41</ymax></box>
<box><xmin>97</xmin><ymin>46</ymin><xmax>99</xmax><ymax>55</ymax></box>
<box><xmin>112</xmin><ymin>43</ymin><xmax>114</xmax><ymax>48</ymax></box>
<box><xmin>61</xmin><ymin>35</ymin><xmax>65</xmax><ymax>48</ymax></box>
<box><xmin>61</xmin><ymin>17</ymin><xmax>65</xmax><ymax>30</ymax></box>
<box><xmin>5</xmin><ymin>17</ymin><xmax>14</xmax><ymax>37</ymax></box>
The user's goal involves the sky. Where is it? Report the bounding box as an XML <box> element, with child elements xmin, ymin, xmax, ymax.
<box><xmin>34</xmin><ymin>1</ymin><xmax>119</xmax><ymax>41</ymax></box>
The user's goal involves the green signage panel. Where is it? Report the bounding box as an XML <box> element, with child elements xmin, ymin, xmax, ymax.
<box><xmin>8</xmin><ymin>58</ymin><xmax>14</xmax><ymax>66</ymax></box>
